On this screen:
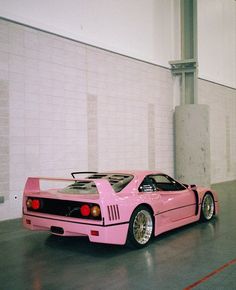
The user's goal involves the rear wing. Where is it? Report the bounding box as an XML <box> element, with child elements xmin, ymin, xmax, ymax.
<box><xmin>23</xmin><ymin>177</ymin><xmax>117</xmax><ymax>203</ymax></box>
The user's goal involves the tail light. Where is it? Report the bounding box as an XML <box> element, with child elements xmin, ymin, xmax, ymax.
<box><xmin>80</xmin><ymin>204</ymin><xmax>91</xmax><ymax>216</ymax></box>
<box><xmin>80</xmin><ymin>204</ymin><xmax>101</xmax><ymax>218</ymax></box>
<box><xmin>26</xmin><ymin>197</ymin><xmax>101</xmax><ymax>220</ymax></box>
<box><xmin>26</xmin><ymin>198</ymin><xmax>32</xmax><ymax>208</ymax></box>
<box><xmin>26</xmin><ymin>198</ymin><xmax>41</xmax><ymax>210</ymax></box>
<box><xmin>32</xmin><ymin>199</ymin><xmax>41</xmax><ymax>210</ymax></box>
<box><xmin>91</xmin><ymin>205</ymin><xmax>101</xmax><ymax>217</ymax></box>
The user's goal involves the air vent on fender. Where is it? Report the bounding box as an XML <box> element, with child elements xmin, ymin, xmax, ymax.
<box><xmin>107</xmin><ymin>205</ymin><xmax>120</xmax><ymax>221</ymax></box>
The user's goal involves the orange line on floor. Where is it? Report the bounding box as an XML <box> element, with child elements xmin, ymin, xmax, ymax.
<box><xmin>183</xmin><ymin>258</ymin><xmax>236</xmax><ymax>290</ymax></box>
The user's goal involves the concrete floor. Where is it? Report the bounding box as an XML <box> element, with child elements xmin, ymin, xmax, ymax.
<box><xmin>0</xmin><ymin>181</ymin><xmax>236</xmax><ymax>290</ymax></box>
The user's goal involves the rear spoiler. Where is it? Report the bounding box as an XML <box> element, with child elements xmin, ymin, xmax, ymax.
<box><xmin>71</xmin><ymin>171</ymin><xmax>97</xmax><ymax>178</ymax></box>
<box><xmin>23</xmin><ymin>177</ymin><xmax>117</xmax><ymax>202</ymax></box>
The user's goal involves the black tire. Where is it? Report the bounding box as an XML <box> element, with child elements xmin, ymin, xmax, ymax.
<box><xmin>126</xmin><ymin>206</ymin><xmax>153</xmax><ymax>249</ymax></box>
<box><xmin>200</xmin><ymin>193</ymin><xmax>215</xmax><ymax>222</ymax></box>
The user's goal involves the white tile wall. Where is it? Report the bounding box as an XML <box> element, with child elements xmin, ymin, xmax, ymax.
<box><xmin>0</xmin><ymin>19</ymin><xmax>174</xmax><ymax>220</ymax></box>
<box><xmin>0</xmin><ymin>19</ymin><xmax>234</xmax><ymax>221</ymax></box>
<box><xmin>198</xmin><ymin>79</ymin><xmax>236</xmax><ymax>183</ymax></box>
<box><xmin>0</xmin><ymin>79</ymin><xmax>9</xmax><ymax>206</ymax></box>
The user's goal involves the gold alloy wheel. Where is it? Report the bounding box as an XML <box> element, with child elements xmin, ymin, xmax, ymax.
<box><xmin>202</xmin><ymin>193</ymin><xmax>214</xmax><ymax>220</ymax></box>
<box><xmin>132</xmin><ymin>210</ymin><xmax>153</xmax><ymax>245</ymax></box>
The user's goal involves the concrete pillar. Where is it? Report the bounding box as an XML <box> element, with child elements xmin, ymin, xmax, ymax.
<box><xmin>175</xmin><ymin>104</ymin><xmax>210</xmax><ymax>186</ymax></box>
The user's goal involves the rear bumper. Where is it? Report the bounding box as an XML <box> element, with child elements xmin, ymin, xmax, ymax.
<box><xmin>23</xmin><ymin>214</ymin><xmax>129</xmax><ymax>245</ymax></box>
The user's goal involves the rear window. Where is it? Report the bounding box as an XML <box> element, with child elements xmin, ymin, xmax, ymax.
<box><xmin>59</xmin><ymin>181</ymin><xmax>98</xmax><ymax>194</ymax></box>
<box><xmin>88</xmin><ymin>173</ymin><xmax>134</xmax><ymax>192</ymax></box>
<box><xmin>59</xmin><ymin>173</ymin><xmax>133</xmax><ymax>194</ymax></box>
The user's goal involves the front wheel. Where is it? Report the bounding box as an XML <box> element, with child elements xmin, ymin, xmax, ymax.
<box><xmin>201</xmin><ymin>193</ymin><xmax>215</xmax><ymax>221</ymax></box>
<box><xmin>126</xmin><ymin>206</ymin><xmax>153</xmax><ymax>249</ymax></box>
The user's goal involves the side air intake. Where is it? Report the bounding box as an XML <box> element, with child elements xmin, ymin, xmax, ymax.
<box><xmin>107</xmin><ymin>205</ymin><xmax>120</xmax><ymax>221</ymax></box>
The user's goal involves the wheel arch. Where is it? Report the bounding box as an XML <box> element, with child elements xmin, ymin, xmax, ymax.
<box><xmin>131</xmin><ymin>203</ymin><xmax>155</xmax><ymax>223</ymax></box>
<box><xmin>126</xmin><ymin>203</ymin><xmax>155</xmax><ymax>248</ymax></box>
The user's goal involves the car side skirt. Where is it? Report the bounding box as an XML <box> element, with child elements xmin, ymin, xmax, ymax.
<box><xmin>154</xmin><ymin>200</ymin><xmax>219</xmax><ymax>237</ymax></box>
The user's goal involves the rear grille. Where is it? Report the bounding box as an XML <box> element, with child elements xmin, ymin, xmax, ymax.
<box><xmin>26</xmin><ymin>197</ymin><xmax>102</xmax><ymax>220</ymax></box>
<box><xmin>107</xmin><ymin>205</ymin><xmax>120</xmax><ymax>221</ymax></box>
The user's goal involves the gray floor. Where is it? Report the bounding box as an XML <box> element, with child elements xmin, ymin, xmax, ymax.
<box><xmin>0</xmin><ymin>181</ymin><xmax>236</xmax><ymax>290</ymax></box>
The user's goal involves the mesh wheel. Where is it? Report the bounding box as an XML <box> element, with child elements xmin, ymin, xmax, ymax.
<box><xmin>201</xmin><ymin>193</ymin><xmax>215</xmax><ymax>221</ymax></box>
<box><xmin>126</xmin><ymin>206</ymin><xmax>153</xmax><ymax>249</ymax></box>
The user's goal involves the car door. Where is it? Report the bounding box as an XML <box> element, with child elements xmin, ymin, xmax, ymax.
<box><xmin>150</xmin><ymin>174</ymin><xmax>196</xmax><ymax>222</ymax></box>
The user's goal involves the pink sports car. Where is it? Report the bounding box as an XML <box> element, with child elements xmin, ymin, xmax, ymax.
<box><xmin>22</xmin><ymin>171</ymin><xmax>219</xmax><ymax>248</ymax></box>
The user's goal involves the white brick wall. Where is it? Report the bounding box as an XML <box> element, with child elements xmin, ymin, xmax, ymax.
<box><xmin>0</xmin><ymin>79</ymin><xmax>9</xmax><ymax>204</ymax></box>
<box><xmin>0</xmin><ymin>19</ymin><xmax>174</xmax><ymax>220</ymax></box>
<box><xmin>1</xmin><ymin>18</ymin><xmax>235</xmax><ymax>221</ymax></box>
<box><xmin>198</xmin><ymin>79</ymin><xmax>236</xmax><ymax>183</ymax></box>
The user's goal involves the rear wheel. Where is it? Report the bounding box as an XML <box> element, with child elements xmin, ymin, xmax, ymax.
<box><xmin>201</xmin><ymin>193</ymin><xmax>215</xmax><ymax>221</ymax></box>
<box><xmin>126</xmin><ymin>206</ymin><xmax>153</xmax><ymax>248</ymax></box>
